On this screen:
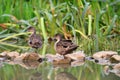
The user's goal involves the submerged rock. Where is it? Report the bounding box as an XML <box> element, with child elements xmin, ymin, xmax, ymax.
<box><xmin>7</xmin><ymin>58</ymin><xmax>41</xmax><ymax>69</ymax></box>
<box><xmin>71</xmin><ymin>60</ymin><xmax>85</xmax><ymax>67</ymax></box>
<box><xmin>0</xmin><ymin>60</ymin><xmax>4</xmax><ymax>68</ymax></box>
<box><xmin>103</xmin><ymin>66</ymin><xmax>110</xmax><ymax>75</ymax></box>
<box><xmin>103</xmin><ymin>63</ymin><xmax>120</xmax><ymax>77</ymax></box>
<box><xmin>111</xmin><ymin>63</ymin><xmax>120</xmax><ymax>77</ymax></box>
<box><xmin>22</xmin><ymin>60</ymin><xmax>40</xmax><ymax>69</ymax></box>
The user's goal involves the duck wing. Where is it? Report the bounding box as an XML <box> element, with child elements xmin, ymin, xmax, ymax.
<box><xmin>56</xmin><ymin>40</ymin><xmax>78</xmax><ymax>55</ymax></box>
<box><xmin>57</xmin><ymin>40</ymin><xmax>77</xmax><ymax>48</ymax></box>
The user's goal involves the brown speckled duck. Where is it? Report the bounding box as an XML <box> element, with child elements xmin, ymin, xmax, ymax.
<box><xmin>54</xmin><ymin>33</ymin><xmax>79</xmax><ymax>55</ymax></box>
<box><xmin>27</xmin><ymin>26</ymin><xmax>42</xmax><ymax>49</ymax></box>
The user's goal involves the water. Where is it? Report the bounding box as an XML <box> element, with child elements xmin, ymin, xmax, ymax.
<box><xmin>0</xmin><ymin>47</ymin><xmax>119</xmax><ymax>80</ymax></box>
<box><xmin>0</xmin><ymin>59</ymin><xmax>120</xmax><ymax>80</ymax></box>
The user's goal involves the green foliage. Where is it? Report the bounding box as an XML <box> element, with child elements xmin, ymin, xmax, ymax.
<box><xmin>0</xmin><ymin>1</ymin><xmax>120</xmax><ymax>80</ymax></box>
<box><xmin>0</xmin><ymin>0</ymin><xmax>120</xmax><ymax>54</ymax></box>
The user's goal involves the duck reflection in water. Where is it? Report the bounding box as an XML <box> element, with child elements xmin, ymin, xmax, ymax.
<box><xmin>27</xmin><ymin>26</ymin><xmax>43</xmax><ymax>51</ymax></box>
<box><xmin>54</xmin><ymin>33</ymin><xmax>79</xmax><ymax>55</ymax></box>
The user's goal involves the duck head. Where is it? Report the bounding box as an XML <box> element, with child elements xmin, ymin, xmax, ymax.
<box><xmin>27</xmin><ymin>26</ymin><xmax>36</xmax><ymax>33</ymax></box>
<box><xmin>53</xmin><ymin>33</ymin><xmax>64</xmax><ymax>41</ymax></box>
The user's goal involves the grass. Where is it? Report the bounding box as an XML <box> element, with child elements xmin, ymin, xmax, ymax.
<box><xmin>0</xmin><ymin>1</ymin><xmax>120</xmax><ymax>79</ymax></box>
<box><xmin>0</xmin><ymin>0</ymin><xmax>120</xmax><ymax>54</ymax></box>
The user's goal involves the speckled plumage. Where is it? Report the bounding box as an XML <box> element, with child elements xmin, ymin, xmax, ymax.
<box><xmin>54</xmin><ymin>34</ymin><xmax>78</xmax><ymax>55</ymax></box>
<box><xmin>27</xmin><ymin>26</ymin><xmax>42</xmax><ymax>49</ymax></box>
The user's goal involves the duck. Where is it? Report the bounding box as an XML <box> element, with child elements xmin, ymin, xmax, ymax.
<box><xmin>54</xmin><ymin>33</ymin><xmax>79</xmax><ymax>55</ymax></box>
<box><xmin>27</xmin><ymin>26</ymin><xmax>42</xmax><ymax>49</ymax></box>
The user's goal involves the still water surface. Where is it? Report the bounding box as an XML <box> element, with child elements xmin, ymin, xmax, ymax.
<box><xmin>0</xmin><ymin>60</ymin><xmax>120</xmax><ymax>80</ymax></box>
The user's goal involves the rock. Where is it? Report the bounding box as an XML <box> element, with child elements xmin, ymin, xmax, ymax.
<box><xmin>14</xmin><ymin>53</ymin><xmax>27</xmax><ymax>61</ymax></box>
<box><xmin>46</xmin><ymin>54</ymin><xmax>71</xmax><ymax>64</ymax></box>
<box><xmin>1</xmin><ymin>51</ymin><xmax>19</xmax><ymax>57</ymax></box>
<box><xmin>23</xmin><ymin>53</ymin><xmax>42</xmax><ymax>61</ymax></box>
<box><xmin>0</xmin><ymin>51</ymin><xmax>19</xmax><ymax>60</ymax></box>
<box><xmin>46</xmin><ymin>54</ymin><xmax>64</xmax><ymax>62</ymax></box>
<box><xmin>94</xmin><ymin>59</ymin><xmax>110</xmax><ymax>65</ymax></box>
<box><xmin>0</xmin><ymin>55</ymin><xmax>7</xmax><ymax>61</ymax></box>
<box><xmin>92</xmin><ymin>51</ymin><xmax>117</xmax><ymax>60</ymax></box>
<box><xmin>65</xmin><ymin>51</ymin><xmax>85</xmax><ymax>61</ymax></box>
<box><xmin>110</xmin><ymin>55</ymin><xmax>120</xmax><ymax>63</ymax></box>
<box><xmin>113</xmin><ymin>63</ymin><xmax>120</xmax><ymax>69</ymax></box>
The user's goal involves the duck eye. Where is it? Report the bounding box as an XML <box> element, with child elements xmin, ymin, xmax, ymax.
<box><xmin>29</xmin><ymin>41</ymin><xmax>32</xmax><ymax>44</ymax></box>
